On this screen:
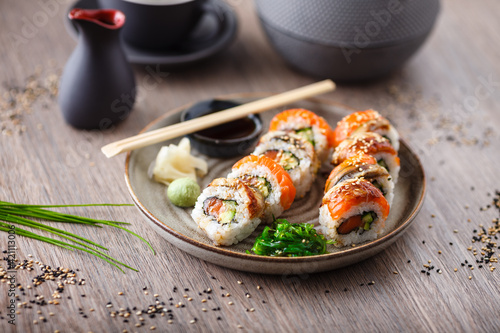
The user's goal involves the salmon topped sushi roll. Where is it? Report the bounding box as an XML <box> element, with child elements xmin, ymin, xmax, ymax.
<box><xmin>191</xmin><ymin>178</ymin><xmax>265</xmax><ymax>246</ymax></box>
<box><xmin>333</xmin><ymin>110</ymin><xmax>399</xmax><ymax>151</ymax></box>
<box><xmin>331</xmin><ymin>132</ymin><xmax>400</xmax><ymax>183</ymax></box>
<box><xmin>325</xmin><ymin>153</ymin><xmax>394</xmax><ymax>206</ymax></box>
<box><xmin>253</xmin><ymin>131</ymin><xmax>319</xmax><ymax>198</ymax></box>
<box><xmin>269</xmin><ymin>108</ymin><xmax>335</xmax><ymax>162</ymax></box>
<box><xmin>319</xmin><ymin>178</ymin><xmax>390</xmax><ymax>247</ymax></box>
<box><xmin>228</xmin><ymin>155</ymin><xmax>296</xmax><ymax>222</ymax></box>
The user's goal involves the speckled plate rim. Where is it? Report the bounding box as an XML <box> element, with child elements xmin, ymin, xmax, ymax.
<box><xmin>124</xmin><ymin>93</ymin><xmax>426</xmax><ymax>265</ymax></box>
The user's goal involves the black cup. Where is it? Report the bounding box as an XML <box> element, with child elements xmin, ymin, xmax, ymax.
<box><xmin>98</xmin><ymin>0</ymin><xmax>211</xmax><ymax>50</ymax></box>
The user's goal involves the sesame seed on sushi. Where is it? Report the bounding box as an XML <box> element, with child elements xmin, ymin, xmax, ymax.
<box><xmin>269</xmin><ymin>108</ymin><xmax>335</xmax><ymax>162</ymax></box>
<box><xmin>228</xmin><ymin>155</ymin><xmax>296</xmax><ymax>223</ymax></box>
<box><xmin>253</xmin><ymin>131</ymin><xmax>319</xmax><ymax>198</ymax></box>
<box><xmin>325</xmin><ymin>153</ymin><xmax>394</xmax><ymax>206</ymax></box>
<box><xmin>331</xmin><ymin>132</ymin><xmax>400</xmax><ymax>184</ymax></box>
<box><xmin>191</xmin><ymin>178</ymin><xmax>265</xmax><ymax>246</ymax></box>
<box><xmin>319</xmin><ymin>178</ymin><xmax>390</xmax><ymax>247</ymax></box>
<box><xmin>333</xmin><ymin>110</ymin><xmax>399</xmax><ymax>151</ymax></box>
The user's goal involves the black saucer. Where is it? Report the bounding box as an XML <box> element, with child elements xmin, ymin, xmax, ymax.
<box><xmin>65</xmin><ymin>0</ymin><xmax>238</xmax><ymax>66</ymax></box>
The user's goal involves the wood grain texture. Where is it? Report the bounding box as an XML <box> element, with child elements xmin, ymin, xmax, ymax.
<box><xmin>1</xmin><ymin>0</ymin><xmax>499</xmax><ymax>332</ymax></box>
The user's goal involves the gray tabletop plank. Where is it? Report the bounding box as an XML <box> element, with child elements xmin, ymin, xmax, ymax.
<box><xmin>1</xmin><ymin>0</ymin><xmax>499</xmax><ymax>332</ymax></box>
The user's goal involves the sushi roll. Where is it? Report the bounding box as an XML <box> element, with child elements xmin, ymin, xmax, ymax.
<box><xmin>228</xmin><ymin>155</ymin><xmax>296</xmax><ymax>222</ymax></box>
<box><xmin>319</xmin><ymin>178</ymin><xmax>390</xmax><ymax>247</ymax></box>
<box><xmin>191</xmin><ymin>178</ymin><xmax>265</xmax><ymax>246</ymax></box>
<box><xmin>253</xmin><ymin>131</ymin><xmax>319</xmax><ymax>198</ymax></box>
<box><xmin>269</xmin><ymin>108</ymin><xmax>335</xmax><ymax>162</ymax></box>
<box><xmin>325</xmin><ymin>153</ymin><xmax>394</xmax><ymax>206</ymax></box>
<box><xmin>333</xmin><ymin>110</ymin><xmax>400</xmax><ymax>151</ymax></box>
<box><xmin>331</xmin><ymin>132</ymin><xmax>400</xmax><ymax>184</ymax></box>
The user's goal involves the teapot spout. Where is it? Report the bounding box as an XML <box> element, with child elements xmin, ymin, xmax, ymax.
<box><xmin>69</xmin><ymin>8</ymin><xmax>126</xmax><ymax>30</ymax></box>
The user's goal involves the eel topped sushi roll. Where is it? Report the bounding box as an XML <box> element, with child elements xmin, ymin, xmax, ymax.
<box><xmin>191</xmin><ymin>178</ymin><xmax>265</xmax><ymax>246</ymax></box>
<box><xmin>319</xmin><ymin>178</ymin><xmax>390</xmax><ymax>247</ymax></box>
<box><xmin>333</xmin><ymin>110</ymin><xmax>400</xmax><ymax>151</ymax></box>
<box><xmin>325</xmin><ymin>153</ymin><xmax>394</xmax><ymax>206</ymax></box>
<box><xmin>253</xmin><ymin>131</ymin><xmax>319</xmax><ymax>198</ymax></box>
<box><xmin>228</xmin><ymin>155</ymin><xmax>296</xmax><ymax>222</ymax></box>
<box><xmin>331</xmin><ymin>132</ymin><xmax>400</xmax><ymax>183</ymax></box>
<box><xmin>269</xmin><ymin>108</ymin><xmax>335</xmax><ymax>162</ymax></box>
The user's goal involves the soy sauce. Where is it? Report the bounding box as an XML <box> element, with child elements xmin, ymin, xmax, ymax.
<box><xmin>195</xmin><ymin>116</ymin><xmax>256</xmax><ymax>140</ymax></box>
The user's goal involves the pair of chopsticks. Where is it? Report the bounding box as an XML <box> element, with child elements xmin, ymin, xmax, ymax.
<box><xmin>101</xmin><ymin>80</ymin><xmax>335</xmax><ymax>158</ymax></box>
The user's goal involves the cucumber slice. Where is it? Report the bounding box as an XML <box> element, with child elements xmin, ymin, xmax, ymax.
<box><xmin>295</xmin><ymin>127</ymin><xmax>315</xmax><ymax>147</ymax></box>
<box><xmin>377</xmin><ymin>159</ymin><xmax>389</xmax><ymax>172</ymax></box>
<box><xmin>242</xmin><ymin>176</ymin><xmax>271</xmax><ymax>198</ymax></box>
<box><xmin>256</xmin><ymin>177</ymin><xmax>271</xmax><ymax>198</ymax></box>
<box><xmin>361</xmin><ymin>212</ymin><xmax>376</xmax><ymax>231</ymax></box>
<box><xmin>280</xmin><ymin>151</ymin><xmax>299</xmax><ymax>171</ymax></box>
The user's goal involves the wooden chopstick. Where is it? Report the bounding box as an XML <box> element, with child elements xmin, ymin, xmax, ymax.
<box><xmin>101</xmin><ymin>80</ymin><xmax>335</xmax><ymax>158</ymax></box>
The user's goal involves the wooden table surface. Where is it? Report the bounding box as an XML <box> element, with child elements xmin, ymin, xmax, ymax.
<box><xmin>1</xmin><ymin>0</ymin><xmax>499</xmax><ymax>332</ymax></box>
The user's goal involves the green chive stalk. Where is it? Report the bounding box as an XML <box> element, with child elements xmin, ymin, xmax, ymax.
<box><xmin>0</xmin><ymin>201</ymin><xmax>154</xmax><ymax>272</ymax></box>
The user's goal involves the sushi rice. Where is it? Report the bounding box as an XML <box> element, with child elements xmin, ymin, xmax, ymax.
<box><xmin>191</xmin><ymin>178</ymin><xmax>264</xmax><ymax>246</ymax></box>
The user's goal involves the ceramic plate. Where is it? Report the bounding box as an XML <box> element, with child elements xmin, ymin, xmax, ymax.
<box><xmin>125</xmin><ymin>94</ymin><xmax>426</xmax><ymax>274</ymax></box>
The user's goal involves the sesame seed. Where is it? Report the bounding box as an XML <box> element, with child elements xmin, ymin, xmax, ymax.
<box><xmin>228</xmin><ymin>302</ymin><xmax>234</xmax><ymax>305</ymax></box>
<box><xmin>393</xmin><ymin>271</ymin><xmax>398</xmax><ymax>275</ymax></box>
<box><xmin>150</xmin><ymin>326</ymin><xmax>156</xmax><ymax>330</ymax></box>
<box><xmin>237</xmin><ymin>281</ymin><xmax>243</xmax><ymax>285</ymax></box>
<box><xmin>118</xmin><ymin>292</ymin><xmax>124</xmax><ymax>295</ymax></box>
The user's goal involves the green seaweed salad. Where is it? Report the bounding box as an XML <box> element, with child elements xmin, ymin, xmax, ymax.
<box><xmin>248</xmin><ymin>219</ymin><xmax>333</xmax><ymax>257</ymax></box>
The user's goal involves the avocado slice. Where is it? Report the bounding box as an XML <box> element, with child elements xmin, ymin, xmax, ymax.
<box><xmin>280</xmin><ymin>151</ymin><xmax>299</xmax><ymax>171</ymax></box>
<box><xmin>241</xmin><ymin>176</ymin><xmax>272</xmax><ymax>198</ymax></box>
<box><xmin>361</xmin><ymin>211</ymin><xmax>377</xmax><ymax>231</ymax></box>
<box><xmin>203</xmin><ymin>198</ymin><xmax>238</xmax><ymax>225</ymax></box>
<box><xmin>219</xmin><ymin>200</ymin><xmax>237</xmax><ymax>225</ymax></box>
<box><xmin>295</xmin><ymin>127</ymin><xmax>315</xmax><ymax>147</ymax></box>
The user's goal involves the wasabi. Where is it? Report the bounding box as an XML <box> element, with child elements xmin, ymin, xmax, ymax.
<box><xmin>167</xmin><ymin>178</ymin><xmax>201</xmax><ymax>207</ymax></box>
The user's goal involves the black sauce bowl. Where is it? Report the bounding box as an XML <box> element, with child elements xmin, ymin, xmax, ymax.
<box><xmin>180</xmin><ymin>99</ymin><xmax>263</xmax><ymax>158</ymax></box>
